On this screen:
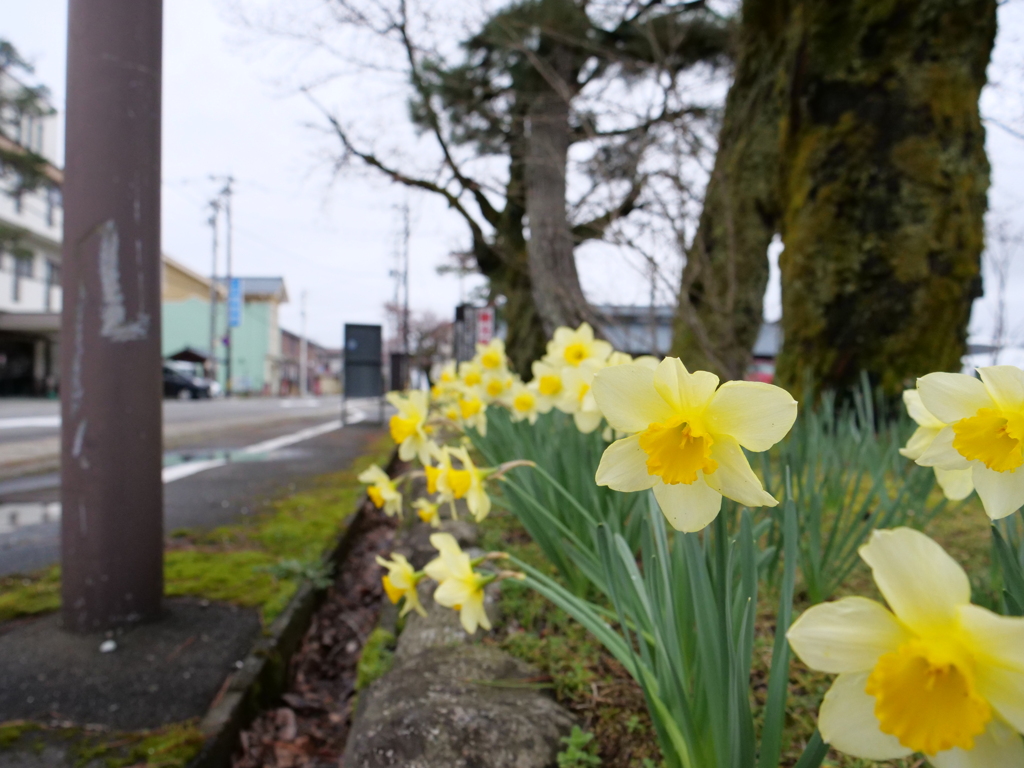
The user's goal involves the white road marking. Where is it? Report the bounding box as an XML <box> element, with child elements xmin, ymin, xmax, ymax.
<box><xmin>0</xmin><ymin>416</ymin><xmax>61</xmax><ymax>430</ymax></box>
<box><xmin>161</xmin><ymin>458</ymin><xmax>228</xmax><ymax>483</ymax></box>
<box><xmin>0</xmin><ymin>404</ymin><xmax>370</xmax><ymax>535</ymax></box>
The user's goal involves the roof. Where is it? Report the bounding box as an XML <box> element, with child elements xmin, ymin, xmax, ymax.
<box><xmin>162</xmin><ymin>254</ymin><xmax>226</xmax><ymax>301</ymax></box>
<box><xmin>215</xmin><ymin>277</ymin><xmax>289</xmax><ymax>303</ymax></box>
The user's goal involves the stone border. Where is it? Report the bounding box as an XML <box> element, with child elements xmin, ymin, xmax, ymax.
<box><xmin>185</xmin><ymin>449</ymin><xmax>399</xmax><ymax>768</ymax></box>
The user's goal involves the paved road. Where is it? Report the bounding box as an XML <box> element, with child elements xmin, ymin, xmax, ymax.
<box><xmin>0</xmin><ymin>396</ymin><xmax>387</xmax><ymax>577</ymax></box>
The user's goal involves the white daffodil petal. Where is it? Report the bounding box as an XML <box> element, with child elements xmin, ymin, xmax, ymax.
<box><xmin>934</xmin><ymin>467</ymin><xmax>975</xmax><ymax>501</ymax></box>
<box><xmin>397</xmin><ymin>440</ymin><xmax>417</xmax><ymax>462</ymax></box>
<box><xmin>591</xmin><ymin>364</ymin><xmax>675</xmax><ymax>433</ymax></box>
<box><xmin>574</xmin><ymin>409</ymin><xmax>603</xmax><ymax>434</ymax></box>
<box><xmin>928</xmin><ymin>719</ymin><xmax>1024</xmax><ymax>768</ymax></box>
<box><xmin>901</xmin><ymin>424</ymin><xmax>942</xmax><ymax>461</ymax></box>
<box><xmin>434</xmin><ymin>579</ymin><xmax>473</xmax><ymax>609</ymax></box>
<box><xmin>859</xmin><ymin>527</ymin><xmax>971</xmax><ymax>633</ymax></box>
<box><xmin>596</xmin><ymin>435</ymin><xmax>658</xmax><ymax>492</ymax></box>
<box><xmin>653</xmin><ymin>357</ymin><xmax>718</xmax><ymax>412</ymax></box>
<box><xmin>704</xmin><ymin>437</ymin><xmax>777</xmax><ymax>507</ymax></box>
<box><xmin>652</xmin><ymin>478</ymin><xmax>722</xmax><ymax>532</ymax></box>
<box><xmin>903</xmin><ymin>388</ymin><xmax>945</xmax><ymax>429</ymax></box>
<box><xmin>959</xmin><ymin>604</ymin><xmax>1024</xmax><ymax>733</ymax></box>
<box><xmin>917</xmin><ymin>425</ymin><xmax>973</xmax><ymax>470</ymax></box>
<box><xmin>918</xmin><ymin>372</ymin><xmax>995</xmax><ymax>424</ymax></box>
<box><xmin>979</xmin><ymin>365</ymin><xmax>1024</xmax><ymax>413</ymax></box>
<box><xmin>973</xmin><ymin>463</ymin><xmax>1024</xmax><ymax>521</ymax></box>
<box><xmin>818</xmin><ymin>672</ymin><xmax>914</xmax><ymax>760</ymax></box>
<box><xmin>704</xmin><ymin>381</ymin><xmax>798</xmax><ymax>452</ymax></box>
<box><xmin>787</xmin><ymin>597</ymin><xmax>909</xmax><ymax>674</ymax></box>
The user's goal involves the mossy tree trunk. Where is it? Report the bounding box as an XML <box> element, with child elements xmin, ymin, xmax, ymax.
<box><xmin>671</xmin><ymin>0</ymin><xmax>793</xmax><ymax>380</ymax></box>
<box><xmin>674</xmin><ymin>0</ymin><xmax>996</xmax><ymax>396</ymax></box>
<box><xmin>776</xmin><ymin>0</ymin><xmax>996</xmax><ymax>398</ymax></box>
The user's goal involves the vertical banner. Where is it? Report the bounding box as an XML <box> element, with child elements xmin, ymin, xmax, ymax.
<box><xmin>228</xmin><ymin>277</ymin><xmax>242</xmax><ymax>328</ymax></box>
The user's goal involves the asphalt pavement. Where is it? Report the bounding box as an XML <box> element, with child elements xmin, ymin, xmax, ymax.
<box><xmin>0</xmin><ymin>396</ymin><xmax>387</xmax><ymax>577</ymax></box>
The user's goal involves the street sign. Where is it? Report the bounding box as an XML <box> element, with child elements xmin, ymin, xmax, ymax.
<box><xmin>228</xmin><ymin>278</ymin><xmax>242</xmax><ymax>328</ymax></box>
<box><xmin>476</xmin><ymin>306</ymin><xmax>495</xmax><ymax>344</ymax></box>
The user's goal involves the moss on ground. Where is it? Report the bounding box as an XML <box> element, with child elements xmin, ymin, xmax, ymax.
<box><xmin>0</xmin><ymin>434</ymin><xmax>393</xmax><ymax>626</ymax></box>
<box><xmin>355</xmin><ymin>627</ymin><xmax>397</xmax><ymax>692</ymax></box>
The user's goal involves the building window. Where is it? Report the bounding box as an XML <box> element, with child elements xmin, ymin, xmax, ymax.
<box><xmin>45</xmin><ymin>260</ymin><xmax>59</xmax><ymax>311</ymax></box>
<box><xmin>12</xmin><ymin>255</ymin><xmax>32</xmax><ymax>303</ymax></box>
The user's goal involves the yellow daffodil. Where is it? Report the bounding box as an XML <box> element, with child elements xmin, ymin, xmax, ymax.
<box><xmin>900</xmin><ymin>389</ymin><xmax>974</xmax><ymax>501</ymax></box>
<box><xmin>386</xmin><ymin>389</ymin><xmax>432</xmax><ymax>465</ymax></box>
<box><xmin>375</xmin><ymin>553</ymin><xmax>426</xmax><ymax>617</ymax></box>
<box><xmin>788</xmin><ymin>527</ymin><xmax>1024</xmax><ymax>766</ymax></box>
<box><xmin>914</xmin><ymin>366</ymin><xmax>1024</xmax><ymax>519</ymax></box>
<box><xmin>458</xmin><ymin>360</ymin><xmax>484</xmax><ymax>388</ymax></box>
<box><xmin>456</xmin><ymin>388</ymin><xmax>488</xmax><ymax>435</ymax></box>
<box><xmin>559</xmin><ymin>360</ymin><xmax>605</xmax><ymax>434</ymax></box>
<box><xmin>508</xmin><ymin>381</ymin><xmax>540</xmax><ymax>425</ymax></box>
<box><xmin>357</xmin><ymin>464</ymin><xmax>403</xmax><ymax>517</ymax></box>
<box><xmin>413</xmin><ymin>497</ymin><xmax>441</xmax><ymax>528</ymax></box>
<box><xmin>474</xmin><ymin>338</ymin><xmax>508</xmax><ymax>372</ymax></box>
<box><xmin>592</xmin><ymin>357</ymin><xmax>796</xmax><ymax>532</ymax></box>
<box><xmin>607</xmin><ymin>351</ymin><xmax>634</xmax><ymax>366</ymax></box>
<box><xmin>481</xmin><ymin>371</ymin><xmax>513</xmax><ymax>403</ymax></box>
<box><xmin>439</xmin><ymin>445</ymin><xmax>492</xmax><ymax>522</ymax></box>
<box><xmin>431</xmin><ymin>361</ymin><xmax>459</xmax><ymax>400</ymax></box>
<box><xmin>543</xmin><ymin>322</ymin><xmax>613</xmax><ymax>368</ymax></box>
<box><xmin>530</xmin><ymin>359</ymin><xmax>564</xmax><ymax>413</ymax></box>
<box><xmin>424</xmin><ymin>532</ymin><xmax>492</xmax><ymax>634</ymax></box>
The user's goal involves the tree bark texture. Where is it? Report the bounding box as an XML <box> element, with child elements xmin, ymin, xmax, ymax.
<box><xmin>524</xmin><ymin>45</ymin><xmax>601</xmax><ymax>338</ymax></box>
<box><xmin>775</xmin><ymin>0</ymin><xmax>996</xmax><ymax>397</ymax></box>
<box><xmin>671</xmin><ymin>0</ymin><xmax>792</xmax><ymax>380</ymax></box>
<box><xmin>673</xmin><ymin>0</ymin><xmax>996</xmax><ymax>397</ymax></box>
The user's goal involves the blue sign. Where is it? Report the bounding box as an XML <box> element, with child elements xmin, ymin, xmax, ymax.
<box><xmin>228</xmin><ymin>278</ymin><xmax>242</xmax><ymax>328</ymax></box>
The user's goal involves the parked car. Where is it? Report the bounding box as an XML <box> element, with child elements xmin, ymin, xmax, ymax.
<box><xmin>163</xmin><ymin>364</ymin><xmax>214</xmax><ymax>399</ymax></box>
<box><xmin>744</xmin><ymin>358</ymin><xmax>775</xmax><ymax>384</ymax></box>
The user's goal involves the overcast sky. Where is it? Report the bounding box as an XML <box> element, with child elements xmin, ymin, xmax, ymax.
<box><xmin>3</xmin><ymin>1</ymin><xmax>1024</xmax><ymax>350</ymax></box>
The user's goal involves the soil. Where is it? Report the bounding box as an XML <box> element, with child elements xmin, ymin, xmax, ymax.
<box><xmin>232</xmin><ymin>506</ymin><xmax>398</xmax><ymax>768</ymax></box>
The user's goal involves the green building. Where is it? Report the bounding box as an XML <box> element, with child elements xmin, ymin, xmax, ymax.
<box><xmin>161</xmin><ymin>256</ymin><xmax>288</xmax><ymax>394</ymax></box>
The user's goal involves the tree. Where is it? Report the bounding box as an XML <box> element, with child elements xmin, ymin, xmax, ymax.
<box><xmin>277</xmin><ymin>0</ymin><xmax>729</xmax><ymax>372</ymax></box>
<box><xmin>672</xmin><ymin>0</ymin><xmax>997</xmax><ymax>397</ymax></box>
<box><xmin>0</xmin><ymin>39</ymin><xmax>57</xmax><ymax>199</ymax></box>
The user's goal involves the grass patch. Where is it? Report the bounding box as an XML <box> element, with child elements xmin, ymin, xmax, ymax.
<box><xmin>355</xmin><ymin>626</ymin><xmax>397</xmax><ymax>692</ymax></box>
<box><xmin>0</xmin><ymin>433</ymin><xmax>393</xmax><ymax>626</ymax></box>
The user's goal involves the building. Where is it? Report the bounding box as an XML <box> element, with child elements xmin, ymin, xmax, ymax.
<box><xmin>0</xmin><ymin>71</ymin><xmax>63</xmax><ymax>396</ymax></box>
<box><xmin>596</xmin><ymin>305</ymin><xmax>673</xmax><ymax>357</ymax></box>
<box><xmin>280</xmin><ymin>329</ymin><xmax>341</xmax><ymax>396</ymax></box>
<box><xmin>163</xmin><ymin>271</ymin><xmax>289</xmax><ymax>395</ymax></box>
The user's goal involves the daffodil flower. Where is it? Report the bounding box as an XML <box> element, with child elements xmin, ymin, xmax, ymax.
<box><xmin>439</xmin><ymin>445</ymin><xmax>492</xmax><ymax>522</ymax></box>
<box><xmin>900</xmin><ymin>389</ymin><xmax>974</xmax><ymax>501</ymax></box>
<box><xmin>375</xmin><ymin>553</ymin><xmax>426</xmax><ymax>617</ymax></box>
<box><xmin>508</xmin><ymin>381</ymin><xmax>540</xmax><ymax>425</ymax></box>
<box><xmin>413</xmin><ymin>497</ymin><xmax>441</xmax><ymax>528</ymax></box>
<box><xmin>458</xmin><ymin>360</ymin><xmax>484</xmax><ymax>388</ymax></box>
<box><xmin>543</xmin><ymin>322</ymin><xmax>612</xmax><ymax>368</ymax></box>
<box><xmin>788</xmin><ymin>527</ymin><xmax>1024</xmax><ymax>766</ymax></box>
<box><xmin>456</xmin><ymin>388</ymin><xmax>488</xmax><ymax>435</ymax></box>
<box><xmin>530</xmin><ymin>359</ymin><xmax>564</xmax><ymax>413</ymax></box>
<box><xmin>474</xmin><ymin>338</ymin><xmax>508</xmax><ymax>372</ymax></box>
<box><xmin>592</xmin><ymin>357</ymin><xmax>797</xmax><ymax>531</ymax></box>
<box><xmin>424</xmin><ymin>532</ymin><xmax>492</xmax><ymax>634</ymax></box>
<box><xmin>357</xmin><ymin>465</ymin><xmax>403</xmax><ymax>517</ymax></box>
<box><xmin>386</xmin><ymin>389</ymin><xmax>432</xmax><ymax>465</ymax></box>
<box><xmin>430</xmin><ymin>361</ymin><xmax>459</xmax><ymax>400</ymax></box>
<box><xmin>481</xmin><ymin>371</ymin><xmax>513</xmax><ymax>403</ymax></box>
<box><xmin>915</xmin><ymin>366</ymin><xmax>1024</xmax><ymax>519</ymax></box>
<box><xmin>558</xmin><ymin>359</ymin><xmax>605</xmax><ymax>434</ymax></box>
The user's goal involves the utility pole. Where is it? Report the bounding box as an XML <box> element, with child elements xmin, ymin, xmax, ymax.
<box><xmin>61</xmin><ymin>0</ymin><xmax>164</xmax><ymax>631</ymax></box>
<box><xmin>211</xmin><ymin>175</ymin><xmax>235</xmax><ymax>395</ymax></box>
<box><xmin>299</xmin><ymin>290</ymin><xmax>308</xmax><ymax>398</ymax></box>
<box><xmin>401</xmin><ymin>202</ymin><xmax>410</xmax><ymax>361</ymax></box>
<box><xmin>207</xmin><ymin>199</ymin><xmax>220</xmax><ymax>382</ymax></box>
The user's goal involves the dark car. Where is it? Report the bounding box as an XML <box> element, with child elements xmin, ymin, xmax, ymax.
<box><xmin>163</xmin><ymin>365</ymin><xmax>213</xmax><ymax>399</ymax></box>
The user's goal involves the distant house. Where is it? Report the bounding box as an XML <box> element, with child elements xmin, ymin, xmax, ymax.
<box><xmin>162</xmin><ymin>264</ymin><xmax>288</xmax><ymax>395</ymax></box>
<box><xmin>280</xmin><ymin>329</ymin><xmax>342</xmax><ymax>396</ymax></box>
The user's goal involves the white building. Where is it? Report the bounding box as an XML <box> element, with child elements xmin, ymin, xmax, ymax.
<box><xmin>0</xmin><ymin>69</ymin><xmax>63</xmax><ymax>395</ymax></box>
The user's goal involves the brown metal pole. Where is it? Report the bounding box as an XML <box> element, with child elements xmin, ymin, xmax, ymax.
<box><xmin>60</xmin><ymin>0</ymin><xmax>164</xmax><ymax>631</ymax></box>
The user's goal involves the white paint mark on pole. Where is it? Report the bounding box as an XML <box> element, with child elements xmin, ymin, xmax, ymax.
<box><xmin>98</xmin><ymin>219</ymin><xmax>149</xmax><ymax>342</ymax></box>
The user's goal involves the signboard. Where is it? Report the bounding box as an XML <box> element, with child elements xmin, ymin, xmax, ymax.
<box><xmin>476</xmin><ymin>306</ymin><xmax>495</xmax><ymax>344</ymax></box>
<box><xmin>343</xmin><ymin>324</ymin><xmax>383</xmax><ymax>398</ymax></box>
<box><xmin>227</xmin><ymin>278</ymin><xmax>242</xmax><ymax>328</ymax></box>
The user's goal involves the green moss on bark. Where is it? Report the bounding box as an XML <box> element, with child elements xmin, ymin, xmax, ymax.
<box><xmin>775</xmin><ymin>0</ymin><xmax>996</xmax><ymax>397</ymax></box>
